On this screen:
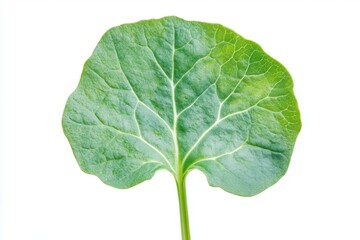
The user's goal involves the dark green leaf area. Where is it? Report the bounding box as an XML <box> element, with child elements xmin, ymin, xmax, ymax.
<box><xmin>63</xmin><ymin>16</ymin><xmax>301</xmax><ymax>196</ymax></box>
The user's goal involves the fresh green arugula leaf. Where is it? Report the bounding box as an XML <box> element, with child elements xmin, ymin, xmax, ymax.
<box><xmin>62</xmin><ymin>16</ymin><xmax>301</xmax><ymax>239</ymax></box>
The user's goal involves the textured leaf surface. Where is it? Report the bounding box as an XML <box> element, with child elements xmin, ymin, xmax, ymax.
<box><xmin>62</xmin><ymin>16</ymin><xmax>301</xmax><ymax>196</ymax></box>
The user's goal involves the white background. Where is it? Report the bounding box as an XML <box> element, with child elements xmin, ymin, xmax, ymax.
<box><xmin>1</xmin><ymin>0</ymin><xmax>360</xmax><ymax>239</ymax></box>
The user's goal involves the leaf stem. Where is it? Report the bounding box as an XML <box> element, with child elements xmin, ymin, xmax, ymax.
<box><xmin>176</xmin><ymin>175</ymin><xmax>191</xmax><ymax>240</ymax></box>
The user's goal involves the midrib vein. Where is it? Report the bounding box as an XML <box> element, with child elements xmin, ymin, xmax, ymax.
<box><xmin>171</xmin><ymin>24</ymin><xmax>181</xmax><ymax>180</ymax></box>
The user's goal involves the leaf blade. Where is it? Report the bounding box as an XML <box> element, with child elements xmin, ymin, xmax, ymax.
<box><xmin>63</xmin><ymin>16</ymin><xmax>301</xmax><ymax>194</ymax></box>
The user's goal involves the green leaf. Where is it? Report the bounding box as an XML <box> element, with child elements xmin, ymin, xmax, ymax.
<box><xmin>63</xmin><ymin>16</ymin><xmax>301</xmax><ymax>239</ymax></box>
<box><xmin>63</xmin><ymin>16</ymin><xmax>301</xmax><ymax>196</ymax></box>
